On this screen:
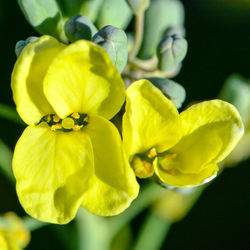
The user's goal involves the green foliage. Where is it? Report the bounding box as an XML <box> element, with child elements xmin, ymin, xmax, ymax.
<box><xmin>93</xmin><ymin>25</ymin><xmax>128</xmax><ymax>73</ymax></box>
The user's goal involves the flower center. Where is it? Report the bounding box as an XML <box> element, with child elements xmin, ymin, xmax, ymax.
<box><xmin>40</xmin><ymin>113</ymin><xmax>89</xmax><ymax>132</ymax></box>
<box><xmin>131</xmin><ymin>147</ymin><xmax>158</xmax><ymax>179</ymax></box>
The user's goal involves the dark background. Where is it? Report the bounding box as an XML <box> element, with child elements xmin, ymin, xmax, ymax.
<box><xmin>0</xmin><ymin>0</ymin><xmax>249</xmax><ymax>249</ymax></box>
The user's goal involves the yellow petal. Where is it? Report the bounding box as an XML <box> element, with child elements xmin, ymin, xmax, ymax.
<box><xmin>123</xmin><ymin>79</ymin><xmax>182</xmax><ymax>159</ymax></box>
<box><xmin>155</xmin><ymin>160</ymin><xmax>219</xmax><ymax>188</ymax></box>
<box><xmin>13</xmin><ymin>123</ymin><xmax>94</xmax><ymax>224</ymax></box>
<box><xmin>154</xmin><ymin>100</ymin><xmax>244</xmax><ymax>187</ymax></box>
<box><xmin>44</xmin><ymin>40</ymin><xmax>125</xmax><ymax>120</ymax></box>
<box><xmin>179</xmin><ymin>100</ymin><xmax>244</xmax><ymax>163</ymax></box>
<box><xmin>81</xmin><ymin>115</ymin><xmax>139</xmax><ymax>216</ymax></box>
<box><xmin>11</xmin><ymin>35</ymin><xmax>66</xmax><ymax>125</ymax></box>
<box><xmin>0</xmin><ymin>234</ymin><xmax>8</xmax><ymax>250</ymax></box>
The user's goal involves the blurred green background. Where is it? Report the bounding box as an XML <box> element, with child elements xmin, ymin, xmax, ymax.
<box><xmin>0</xmin><ymin>0</ymin><xmax>249</xmax><ymax>249</ymax></box>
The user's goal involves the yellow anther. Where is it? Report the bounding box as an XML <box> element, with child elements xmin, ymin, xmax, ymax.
<box><xmin>148</xmin><ymin>147</ymin><xmax>157</xmax><ymax>158</ymax></box>
<box><xmin>62</xmin><ymin>117</ymin><xmax>75</xmax><ymax>129</ymax></box>
<box><xmin>169</xmin><ymin>169</ymin><xmax>176</xmax><ymax>175</ymax></box>
<box><xmin>71</xmin><ymin>113</ymin><xmax>80</xmax><ymax>119</ymax></box>
<box><xmin>83</xmin><ymin>116</ymin><xmax>89</xmax><ymax>123</ymax></box>
<box><xmin>51</xmin><ymin>124</ymin><xmax>62</xmax><ymax>131</ymax></box>
<box><xmin>45</xmin><ymin>115</ymin><xmax>51</xmax><ymax>123</ymax></box>
<box><xmin>73</xmin><ymin>125</ymin><xmax>83</xmax><ymax>131</ymax></box>
<box><xmin>53</xmin><ymin>115</ymin><xmax>60</xmax><ymax>122</ymax></box>
<box><xmin>165</xmin><ymin>153</ymin><xmax>177</xmax><ymax>160</ymax></box>
<box><xmin>132</xmin><ymin>156</ymin><xmax>154</xmax><ymax>179</ymax></box>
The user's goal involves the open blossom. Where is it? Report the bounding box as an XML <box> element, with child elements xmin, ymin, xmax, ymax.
<box><xmin>11</xmin><ymin>35</ymin><xmax>139</xmax><ymax>224</ymax></box>
<box><xmin>123</xmin><ymin>79</ymin><xmax>244</xmax><ymax>187</ymax></box>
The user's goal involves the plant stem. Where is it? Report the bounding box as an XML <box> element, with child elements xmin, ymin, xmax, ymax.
<box><xmin>0</xmin><ymin>140</ymin><xmax>14</xmax><ymax>182</ymax></box>
<box><xmin>130</xmin><ymin>12</ymin><xmax>145</xmax><ymax>59</ymax></box>
<box><xmin>23</xmin><ymin>216</ymin><xmax>48</xmax><ymax>231</ymax></box>
<box><xmin>132</xmin><ymin>211</ymin><xmax>172</xmax><ymax>250</ymax></box>
<box><xmin>109</xmin><ymin>183</ymin><xmax>165</xmax><ymax>235</ymax></box>
<box><xmin>0</xmin><ymin>103</ymin><xmax>24</xmax><ymax>125</ymax></box>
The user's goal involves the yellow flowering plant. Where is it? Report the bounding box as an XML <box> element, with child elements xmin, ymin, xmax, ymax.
<box><xmin>11</xmin><ymin>35</ymin><xmax>139</xmax><ymax>224</ymax></box>
<box><xmin>123</xmin><ymin>79</ymin><xmax>244</xmax><ymax>187</ymax></box>
<box><xmin>0</xmin><ymin>1</ymin><xmax>247</xmax><ymax>249</ymax></box>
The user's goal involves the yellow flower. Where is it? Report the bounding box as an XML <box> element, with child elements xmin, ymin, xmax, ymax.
<box><xmin>123</xmin><ymin>79</ymin><xmax>244</xmax><ymax>187</ymax></box>
<box><xmin>0</xmin><ymin>212</ymin><xmax>30</xmax><ymax>250</ymax></box>
<box><xmin>11</xmin><ymin>35</ymin><xmax>139</xmax><ymax>224</ymax></box>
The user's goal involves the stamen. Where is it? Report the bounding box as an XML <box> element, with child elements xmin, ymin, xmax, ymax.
<box><xmin>73</xmin><ymin>125</ymin><xmax>83</xmax><ymax>131</ymax></box>
<box><xmin>148</xmin><ymin>147</ymin><xmax>157</xmax><ymax>158</ymax></box>
<box><xmin>132</xmin><ymin>156</ymin><xmax>154</xmax><ymax>179</ymax></box>
<box><xmin>51</xmin><ymin>124</ymin><xmax>62</xmax><ymax>131</ymax></box>
<box><xmin>83</xmin><ymin>116</ymin><xmax>89</xmax><ymax>123</ymax></box>
<box><xmin>53</xmin><ymin>115</ymin><xmax>60</xmax><ymax>122</ymax></box>
<box><xmin>165</xmin><ymin>153</ymin><xmax>177</xmax><ymax>160</ymax></box>
<box><xmin>71</xmin><ymin>113</ymin><xmax>80</xmax><ymax>119</ymax></box>
<box><xmin>45</xmin><ymin>115</ymin><xmax>51</xmax><ymax>123</ymax></box>
<box><xmin>169</xmin><ymin>168</ymin><xmax>176</xmax><ymax>175</ymax></box>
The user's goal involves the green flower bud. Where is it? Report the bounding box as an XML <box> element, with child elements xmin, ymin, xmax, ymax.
<box><xmin>147</xmin><ymin>77</ymin><xmax>186</xmax><ymax>108</ymax></box>
<box><xmin>139</xmin><ymin>0</ymin><xmax>185</xmax><ymax>59</ymax></box>
<box><xmin>219</xmin><ymin>74</ymin><xmax>250</xmax><ymax>125</ymax></box>
<box><xmin>18</xmin><ymin>0</ymin><xmax>66</xmax><ymax>42</ymax></box>
<box><xmin>126</xmin><ymin>0</ymin><xmax>151</xmax><ymax>15</ymax></box>
<box><xmin>219</xmin><ymin>74</ymin><xmax>250</xmax><ymax>166</ymax></box>
<box><xmin>157</xmin><ymin>34</ymin><xmax>188</xmax><ymax>72</ymax></box>
<box><xmin>15</xmin><ymin>36</ymin><xmax>38</xmax><ymax>57</ymax></box>
<box><xmin>96</xmin><ymin>0</ymin><xmax>132</xmax><ymax>30</ymax></box>
<box><xmin>163</xmin><ymin>25</ymin><xmax>186</xmax><ymax>38</ymax></box>
<box><xmin>57</xmin><ymin>0</ymin><xmax>103</xmax><ymax>22</ymax></box>
<box><xmin>92</xmin><ymin>26</ymin><xmax>128</xmax><ymax>73</ymax></box>
<box><xmin>64</xmin><ymin>15</ymin><xmax>98</xmax><ymax>42</ymax></box>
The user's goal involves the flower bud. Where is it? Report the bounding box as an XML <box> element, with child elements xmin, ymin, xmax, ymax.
<box><xmin>18</xmin><ymin>0</ymin><xmax>66</xmax><ymax>42</ymax></box>
<box><xmin>163</xmin><ymin>25</ymin><xmax>186</xmax><ymax>38</ymax></box>
<box><xmin>96</xmin><ymin>0</ymin><xmax>132</xmax><ymax>30</ymax></box>
<box><xmin>15</xmin><ymin>36</ymin><xmax>38</xmax><ymax>57</ymax></box>
<box><xmin>64</xmin><ymin>15</ymin><xmax>98</xmax><ymax>42</ymax></box>
<box><xmin>126</xmin><ymin>0</ymin><xmax>151</xmax><ymax>15</ymax></box>
<box><xmin>139</xmin><ymin>0</ymin><xmax>185</xmax><ymax>59</ymax></box>
<box><xmin>57</xmin><ymin>0</ymin><xmax>103</xmax><ymax>22</ymax></box>
<box><xmin>157</xmin><ymin>34</ymin><xmax>188</xmax><ymax>72</ymax></box>
<box><xmin>92</xmin><ymin>25</ymin><xmax>128</xmax><ymax>73</ymax></box>
<box><xmin>219</xmin><ymin>74</ymin><xmax>250</xmax><ymax>166</ymax></box>
<box><xmin>147</xmin><ymin>77</ymin><xmax>186</xmax><ymax>108</ymax></box>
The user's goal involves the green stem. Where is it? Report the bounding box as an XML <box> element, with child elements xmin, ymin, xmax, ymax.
<box><xmin>130</xmin><ymin>11</ymin><xmax>145</xmax><ymax>59</ymax></box>
<box><xmin>109</xmin><ymin>183</ymin><xmax>165</xmax><ymax>235</ymax></box>
<box><xmin>133</xmin><ymin>212</ymin><xmax>172</xmax><ymax>250</ymax></box>
<box><xmin>0</xmin><ymin>140</ymin><xmax>14</xmax><ymax>182</ymax></box>
<box><xmin>0</xmin><ymin>103</ymin><xmax>24</xmax><ymax>125</ymax></box>
<box><xmin>23</xmin><ymin>216</ymin><xmax>48</xmax><ymax>231</ymax></box>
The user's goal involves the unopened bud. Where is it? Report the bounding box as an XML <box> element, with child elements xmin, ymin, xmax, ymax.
<box><xmin>64</xmin><ymin>15</ymin><xmax>98</xmax><ymax>42</ymax></box>
<box><xmin>96</xmin><ymin>0</ymin><xmax>132</xmax><ymax>30</ymax></box>
<box><xmin>157</xmin><ymin>34</ymin><xmax>188</xmax><ymax>72</ymax></box>
<box><xmin>92</xmin><ymin>25</ymin><xmax>128</xmax><ymax>73</ymax></box>
<box><xmin>147</xmin><ymin>77</ymin><xmax>186</xmax><ymax>108</ymax></box>
<box><xmin>15</xmin><ymin>36</ymin><xmax>38</xmax><ymax>57</ymax></box>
